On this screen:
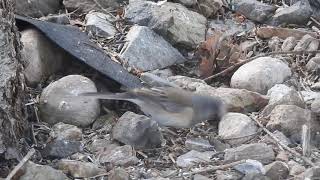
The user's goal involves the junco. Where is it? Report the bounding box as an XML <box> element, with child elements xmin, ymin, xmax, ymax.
<box><xmin>80</xmin><ymin>87</ymin><xmax>226</xmax><ymax>128</ymax></box>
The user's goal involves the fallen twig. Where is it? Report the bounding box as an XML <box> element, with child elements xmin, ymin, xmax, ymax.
<box><xmin>311</xmin><ymin>17</ymin><xmax>320</xmax><ymax>28</ymax></box>
<box><xmin>302</xmin><ymin>124</ymin><xmax>311</xmax><ymax>157</ymax></box>
<box><xmin>6</xmin><ymin>148</ymin><xmax>36</xmax><ymax>180</ymax></box>
<box><xmin>184</xmin><ymin>159</ymin><xmax>247</xmax><ymax>175</ymax></box>
<box><xmin>250</xmin><ymin>115</ymin><xmax>316</xmax><ymax>167</ymax></box>
<box><xmin>204</xmin><ymin>50</ymin><xmax>320</xmax><ymax>82</ymax></box>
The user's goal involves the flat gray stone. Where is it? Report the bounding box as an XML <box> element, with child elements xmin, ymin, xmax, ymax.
<box><xmin>98</xmin><ymin>145</ymin><xmax>139</xmax><ymax>166</ymax></box>
<box><xmin>85</xmin><ymin>12</ymin><xmax>116</xmax><ymax>38</ymax></box>
<box><xmin>63</xmin><ymin>0</ymin><xmax>119</xmax><ymax>13</ymax></box>
<box><xmin>185</xmin><ymin>138</ymin><xmax>215</xmax><ymax>152</ymax></box>
<box><xmin>232</xmin><ymin>0</ymin><xmax>276</xmax><ymax>23</ymax></box>
<box><xmin>57</xmin><ymin>159</ymin><xmax>106</xmax><ymax>178</ymax></box>
<box><xmin>224</xmin><ymin>143</ymin><xmax>275</xmax><ymax>164</ymax></box>
<box><xmin>264</xmin><ymin>161</ymin><xmax>289</xmax><ymax>179</ymax></box>
<box><xmin>176</xmin><ymin>150</ymin><xmax>215</xmax><ymax>167</ymax></box>
<box><xmin>208</xmin><ymin>18</ymin><xmax>254</xmax><ymax>37</ymax></box>
<box><xmin>270</xmin><ymin>0</ymin><xmax>312</xmax><ymax>26</ymax></box>
<box><xmin>125</xmin><ymin>0</ymin><xmax>206</xmax><ymax>49</ymax></box>
<box><xmin>112</xmin><ymin>111</ymin><xmax>163</xmax><ymax>149</ymax></box>
<box><xmin>120</xmin><ymin>26</ymin><xmax>186</xmax><ymax>71</ymax></box>
<box><xmin>20</xmin><ymin>162</ymin><xmax>69</xmax><ymax>180</ymax></box>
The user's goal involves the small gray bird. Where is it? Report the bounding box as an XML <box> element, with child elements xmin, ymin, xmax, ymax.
<box><xmin>80</xmin><ymin>87</ymin><xmax>226</xmax><ymax>128</ymax></box>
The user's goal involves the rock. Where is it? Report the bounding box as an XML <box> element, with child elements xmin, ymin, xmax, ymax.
<box><xmin>185</xmin><ymin>138</ymin><xmax>215</xmax><ymax>152</ymax></box>
<box><xmin>216</xmin><ymin>170</ymin><xmax>243</xmax><ymax>180</ymax></box>
<box><xmin>198</xmin><ymin>87</ymin><xmax>269</xmax><ymax>113</ymax></box>
<box><xmin>264</xmin><ymin>161</ymin><xmax>289</xmax><ymax>179</ymax></box>
<box><xmin>232</xmin><ymin>0</ymin><xmax>276</xmax><ymax>23</ymax></box>
<box><xmin>242</xmin><ymin>174</ymin><xmax>271</xmax><ymax>180</ymax></box>
<box><xmin>306</xmin><ymin>56</ymin><xmax>320</xmax><ymax>72</ymax></box>
<box><xmin>125</xmin><ymin>0</ymin><xmax>207</xmax><ymax>49</ymax></box>
<box><xmin>16</xmin><ymin>0</ymin><xmax>61</xmax><ymax>18</ymax></box>
<box><xmin>311</xmin><ymin>82</ymin><xmax>320</xmax><ymax>91</ymax></box>
<box><xmin>168</xmin><ymin>75</ymin><xmax>268</xmax><ymax>112</ymax></box>
<box><xmin>70</xmin><ymin>153</ymin><xmax>91</xmax><ymax>161</ymax></box>
<box><xmin>20</xmin><ymin>161</ymin><xmax>69</xmax><ymax>180</ymax></box>
<box><xmin>168</xmin><ymin>75</ymin><xmax>211</xmax><ymax>91</ymax></box>
<box><xmin>112</xmin><ymin>112</ymin><xmax>163</xmax><ymax>149</ymax></box>
<box><xmin>301</xmin><ymin>91</ymin><xmax>320</xmax><ymax>104</ymax></box>
<box><xmin>39</xmin><ymin>75</ymin><xmax>100</xmax><ymax>127</ymax></box>
<box><xmin>267</xmin><ymin>105</ymin><xmax>320</xmax><ymax>142</ymax></box>
<box><xmin>85</xmin><ymin>12</ymin><xmax>117</xmax><ymax>38</ymax></box>
<box><xmin>197</xmin><ymin>0</ymin><xmax>223</xmax><ymax>17</ymax></box>
<box><xmin>40</xmin><ymin>14</ymin><xmax>70</xmax><ymax>25</ymax></box>
<box><xmin>295</xmin><ymin>34</ymin><xmax>319</xmax><ymax>51</ymax></box>
<box><xmin>174</xmin><ymin>0</ymin><xmax>196</xmax><ymax>7</ymax></box>
<box><xmin>149</xmin><ymin>69</ymin><xmax>174</xmax><ymax>79</ymax></box>
<box><xmin>231</xmin><ymin>57</ymin><xmax>292</xmax><ymax>94</ymax></box>
<box><xmin>272</xmin><ymin>130</ymin><xmax>292</xmax><ymax>146</ymax></box>
<box><xmin>109</xmin><ymin>167</ymin><xmax>130</xmax><ymax>180</ymax></box>
<box><xmin>281</xmin><ymin>37</ymin><xmax>297</xmax><ymax>51</ymax></box>
<box><xmin>218</xmin><ymin>113</ymin><xmax>258</xmax><ymax>145</ymax></box>
<box><xmin>207</xmin><ymin>18</ymin><xmax>255</xmax><ymax>37</ymax></box>
<box><xmin>176</xmin><ymin>150</ymin><xmax>215</xmax><ymax>167</ymax></box>
<box><xmin>311</xmin><ymin>99</ymin><xmax>320</xmax><ymax>115</ymax></box>
<box><xmin>41</xmin><ymin>140</ymin><xmax>83</xmax><ymax>159</ymax></box>
<box><xmin>98</xmin><ymin>145</ymin><xmax>139</xmax><ymax>166</ymax></box>
<box><xmin>234</xmin><ymin>159</ymin><xmax>265</xmax><ymax>175</ymax></box>
<box><xmin>300</xmin><ymin>166</ymin><xmax>320</xmax><ymax>179</ymax></box>
<box><xmin>208</xmin><ymin>136</ymin><xmax>231</xmax><ymax>151</ymax></box>
<box><xmin>120</xmin><ymin>26</ymin><xmax>185</xmax><ymax>72</ymax></box>
<box><xmin>268</xmin><ymin>37</ymin><xmax>281</xmax><ymax>51</ymax></box>
<box><xmin>21</xmin><ymin>28</ymin><xmax>65</xmax><ymax>86</ymax></box>
<box><xmin>288</xmin><ymin>160</ymin><xmax>306</xmax><ymax>176</ymax></box>
<box><xmin>261</xmin><ymin>84</ymin><xmax>304</xmax><ymax>116</ymax></box>
<box><xmin>256</xmin><ymin>26</ymin><xmax>317</xmax><ymax>39</ymax></box>
<box><xmin>240</xmin><ymin>40</ymin><xmax>259</xmax><ymax>53</ymax></box>
<box><xmin>140</xmin><ymin>72</ymin><xmax>178</xmax><ymax>88</ymax></box>
<box><xmin>51</xmin><ymin>122</ymin><xmax>82</xmax><ymax>141</ymax></box>
<box><xmin>63</xmin><ymin>0</ymin><xmax>119</xmax><ymax>13</ymax></box>
<box><xmin>57</xmin><ymin>159</ymin><xmax>106</xmax><ymax>178</ymax></box>
<box><xmin>270</xmin><ymin>0</ymin><xmax>312</xmax><ymax>26</ymax></box>
<box><xmin>224</xmin><ymin>143</ymin><xmax>275</xmax><ymax>164</ymax></box>
<box><xmin>193</xmin><ymin>174</ymin><xmax>212</xmax><ymax>180</ymax></box>
<box><xmin>276</xmin><ymin>151</ymin><xmax>289</xmax><ymax>162</ymax></box>
<box><xmin>87</xmin><ymin>138</ymin><xmax>119</xmax><ymax>153</ymax></box>
<box><xmin>261</xmin><ymin>130</ymin><xmax>292</xmax><ymax>147</ymax></box>
<box><xmin>92</xmin><ymin>113</ymin><xmax>117</xmax><ymax>131</ymax></box>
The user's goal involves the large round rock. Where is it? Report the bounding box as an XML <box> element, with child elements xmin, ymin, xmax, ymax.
<box><xmin>231</xmin><ymin>57</ymin><xmax>291</xmax><ymax>94</ymax></box>
<box><xmin>40</xmin><ymin>75</ymin><xmax>100</xmax><ymax>127</ymax></box>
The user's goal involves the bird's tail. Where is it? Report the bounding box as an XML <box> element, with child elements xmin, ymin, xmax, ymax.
<box><xmin>78</xmin><ymin>92</ymin><xmax>134</xmax><ymax>101</ymax></box>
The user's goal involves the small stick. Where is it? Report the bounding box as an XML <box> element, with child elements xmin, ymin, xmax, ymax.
<box><xmin>184</xmin><ymin>159</ymin><xmax>247</xmax><ymax>175</ymax></box>
<box><xmin>302</xmin><ymin>124</ymin><xmax>311</xmax><ymax>157</ymax></box>
<box><xmin>250</xmin><ymin>116</ymin><xmax>316</xmax><ymax>167</ymax></box>
<box><xmin>204</xmin><ymin>50</ymin><xmax>320</xmax><ymax>82</ymax></box>
<box><xmin>311</xmin><ymin>17</ymin><xmax>320</xmax><ymax>28</ymax></box>
<box><xmin>6</xmin><ymin>148</ymin><xmax>36</xmax><ymax>180</ymax></box>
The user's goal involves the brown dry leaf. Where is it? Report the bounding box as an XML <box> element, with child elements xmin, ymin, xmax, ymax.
<box><xmin>116</xmin><ymin>7</ymin><xmax>124</xmax><ymax>18</ymax></box>
<box><xmin>256</xmin><ymin>27</ymin><xmax>317</xmax><ymax>39</ymax></box>
<box><xmin>198</xmin><ymin>30</ymin><xmax>223</xmax><ymax>78</ymax></box>
<box><xmin>234</xmin><ymin>13</ymin><xmax>246</xmax><ymax>23</ymax></box>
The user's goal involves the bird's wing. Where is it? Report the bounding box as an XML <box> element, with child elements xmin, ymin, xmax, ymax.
<box><xmin>128</xmin><ymin>87</ymin><xmax>193</xmax><ymax>113</ymax></box>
